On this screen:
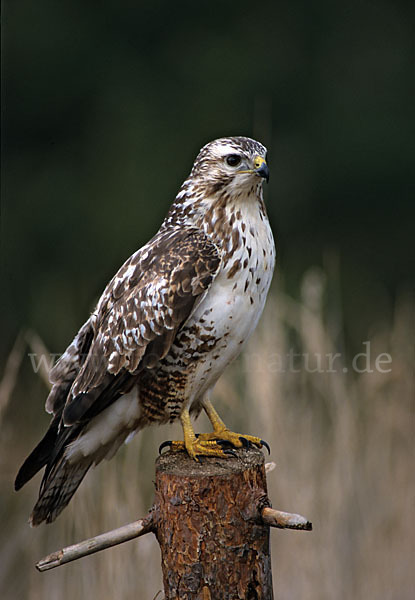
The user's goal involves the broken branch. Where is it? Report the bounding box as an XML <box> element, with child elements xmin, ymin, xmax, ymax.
<box><xmin>36</xmin><ymin>513</ymin><xmax>154</xmax><ymax>572</ymax></box>
<box><xmin>261</xmin><ymin>507</ymin><xmax>312</xmax><ymax>531</ymax></box>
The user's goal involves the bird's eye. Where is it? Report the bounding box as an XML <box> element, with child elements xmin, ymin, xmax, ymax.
<box><xmin>226</xmin><ymin>154</ymin><xmax>242</xmax><ymax>167</ymax></box>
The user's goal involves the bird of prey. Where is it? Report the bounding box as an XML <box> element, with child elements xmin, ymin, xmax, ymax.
<box><xmin>15</xmin><ymin>136</ymin><xmax>276</xmax><ymax>526</ymax></box>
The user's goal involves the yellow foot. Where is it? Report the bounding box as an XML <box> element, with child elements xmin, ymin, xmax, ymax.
<box><xmin>159</xmin><ymin>438</ymin><xmax>235</xmax><ymax>460</ymax></box>
<box><xmin>159</xmin><ymin>431</ymin><xmax>270</xmax><ymax>460</ymax></box>
<box><xmin>197</xmin><ymin>429</ymin><xmax>270</xmax><ymax>453</ymax></box>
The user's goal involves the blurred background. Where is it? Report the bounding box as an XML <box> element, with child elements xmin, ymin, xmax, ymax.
<box><xmin>1</xmin><ymin>1</ymin><xmax>413</xmax><ymax>598</ymax></box>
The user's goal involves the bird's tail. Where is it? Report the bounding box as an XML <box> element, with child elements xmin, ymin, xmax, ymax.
<box><xmin>29</xmin><ymin>457</ymin><xmax>92</xmax><ymax>526</ymax></box>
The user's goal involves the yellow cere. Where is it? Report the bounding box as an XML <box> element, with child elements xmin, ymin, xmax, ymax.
<box><xmin>254</xmin><ymin>156</ymin><xmax>266</xmax><ymax>169</ymax></box>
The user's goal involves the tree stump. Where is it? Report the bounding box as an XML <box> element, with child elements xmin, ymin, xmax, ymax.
<box><xmin>152</xmin><ymin>447</ymin><xmax>273</xmax><ymax>600</ymax></box>
<box><xmin>36</xmin><ymin>446</ymin><xmax>312</xmax><ymax>597</ymax></box>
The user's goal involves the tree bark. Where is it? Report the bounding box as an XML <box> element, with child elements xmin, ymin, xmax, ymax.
<box><xmin>152</xmin><ymin>446</ymin><xmax>273</xmax><ymax>600</ymax></box>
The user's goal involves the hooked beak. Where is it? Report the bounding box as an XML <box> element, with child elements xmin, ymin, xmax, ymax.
<box><xmin>253</xmin><ymin>156</ymin><xmax>269</xmax><ymax>183</ymax></box>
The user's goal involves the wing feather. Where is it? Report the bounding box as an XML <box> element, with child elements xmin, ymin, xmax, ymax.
<box><xmin>62</xmin><ymin>227</ymin><xmax>220</xmax><ymax>424</ymax></box>
<box><xmin>45</xmin><ymin>318</ymin><xmax>94</xmax><ymax>415</ymax></box>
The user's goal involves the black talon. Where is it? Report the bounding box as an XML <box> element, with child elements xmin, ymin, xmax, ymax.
<box><xmin>239</xmin><ymin>436</ymin><xmax>251</xmax><ymax>448</ymax></box>
<box><xmin>223</xmin><ymin>449</ymin><xmax>237</xmax><ymax>457</ymax></box>
<box><xmin>159</xmin><ymin>440</ymin><xmax>173</xmax><ymax>454</ymax></box>
<box><xmin>216</xmin><ymin>439</ymin><xmax>234</xmax><ymax>449</ymax></box>
<box><xmin>260</xmin><ymin>439</ymin><xmax>271</xmax><ymax>454</ymax></box>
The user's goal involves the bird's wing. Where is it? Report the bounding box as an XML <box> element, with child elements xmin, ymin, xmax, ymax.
<box><xmin>55</xmin><ymin>226</ymin><xmax>221</xmax><ymax>425</ymax></box>
<box><xmin>14</xmin><ymin>320</ymin><xmax>94</xmax><ymax>491</ymax></box>
<box><xmin>45</xmin><ymin>318</ymin><xmax>95</xmax><ymax>414</ymax></box>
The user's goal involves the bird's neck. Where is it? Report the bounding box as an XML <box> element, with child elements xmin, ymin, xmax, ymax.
<box><xmin>163</xmin><ymin>181</ymin><xmax>268</xmax><ymax>254</ymax></box>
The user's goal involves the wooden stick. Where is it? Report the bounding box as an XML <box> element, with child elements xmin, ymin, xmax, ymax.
<box><xmin>36</xmin><ymin>514</ymin><xmax>154</xmax><ymax>572</ymax></box>
<box><xmin>265</xmin><ymin>461</ymin><xmax>276</xmax><ymax>473</ymax></box>
<box><xmin>261</xmin><ymin>507</ymin><xmax>312</xmax><ymax>531</ymax></box>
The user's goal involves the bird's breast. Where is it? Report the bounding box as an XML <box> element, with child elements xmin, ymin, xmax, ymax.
<box><xmin>176</xmin><ymin>209</ymin><xmax>275</xmax><ymax>396</ymax></box>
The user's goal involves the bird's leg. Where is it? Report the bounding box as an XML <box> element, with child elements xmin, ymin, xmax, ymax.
<box><xmin>161</xmin><ymin>408</ymin><xmax>235</xmax><ymax>460</ymax></box>
<box><xmin>197</xmin><ymin>399</ymin><xmax>269</xmax><ymax>452</ymax></box>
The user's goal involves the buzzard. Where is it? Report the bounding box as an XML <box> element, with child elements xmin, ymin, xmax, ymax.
<box><xmin>15</xmin><ymin>136</ymin><xmax>276</xmax><ymax>525</ymax></box>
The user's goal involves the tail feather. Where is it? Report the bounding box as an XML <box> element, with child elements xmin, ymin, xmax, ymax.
<box><xmin>30</xmin><ymin>458</ymin><xmax>92</xmax><ymax>526</ymax></box>
<box><xmin>14</xmin><ymin>413</ymin><xmax>61</xmax><ymax>491</ymax></box>
<box><xmin>14</xmin><ymin>313</ymin><xmax>139</xmax><ymax>525</ymax></box>
<box><xmin>15</xmin><ymin>408</ymin><xmax>91</xmax><ymax>525</ymax></box>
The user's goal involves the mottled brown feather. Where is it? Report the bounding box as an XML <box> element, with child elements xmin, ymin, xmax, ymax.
<box><xmin>61</xmin><ymin>227</ymin><xmax>220</xmax><ymax>424</ymax></box>
<box><xmin>15</xmin><ymin>135</ymin><xmax>275</xmax><ymax>526</ymax></box>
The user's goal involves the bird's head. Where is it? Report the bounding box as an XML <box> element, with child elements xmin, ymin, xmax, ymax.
<box><xmin>165</xmin><ymin>136</ymin><xmax>270</xmax><ymax>230</ymax></box>
<box><xmin>188</xmin><ymin>136</ymin><xmax>269</xmax><ymax>197</ymax></box>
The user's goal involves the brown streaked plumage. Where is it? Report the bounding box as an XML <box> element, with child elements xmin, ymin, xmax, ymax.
<box><xmin>15</xmin><ymin>136</ymin><xmax>275</xmax><ymax>525</ymax></box>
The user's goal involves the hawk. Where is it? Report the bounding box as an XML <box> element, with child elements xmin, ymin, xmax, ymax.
<box><xmin>15</xmin><ymin>136</ymin><xmax>276</xmax><ymax>525</ymax></box>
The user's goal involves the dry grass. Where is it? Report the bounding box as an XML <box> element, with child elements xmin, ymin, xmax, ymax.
<box><xmin>0</xmin><ymin>268</ymin><xmax>413</xmax><ymax>599</ymax></box>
